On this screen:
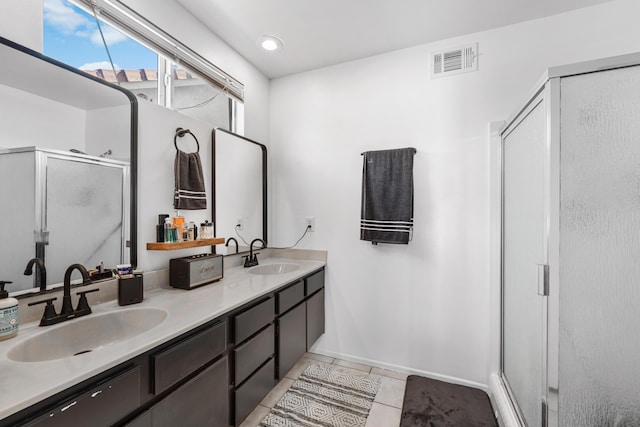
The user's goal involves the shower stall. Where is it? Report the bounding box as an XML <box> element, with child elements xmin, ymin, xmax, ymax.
<box><xmin>0</xmin><ymin>147</ymin><xmax>128</xmax><ymax>293</ymax></box>
<box><xmin>500</xmin><ymin>54</ymin><xmax>640</xmax><ymax>426</ymax></box>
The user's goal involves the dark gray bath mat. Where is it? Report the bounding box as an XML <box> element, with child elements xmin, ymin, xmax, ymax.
<box><xmin>400</xmin><ymin>375</ymin><xmax>497</xmax><ymax>427</ymax></box>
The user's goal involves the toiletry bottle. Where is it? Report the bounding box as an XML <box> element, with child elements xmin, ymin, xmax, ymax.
<box><xmin>157</xmin><ymin>214</ymin><xmax>169</xmax><ymax>242</ymax></box>
<box><xmin>191</xmin><ymin>221</ymin><xmax>198</xmax><ymax>240</ymax></box>
<box><xmin>172</xmin><ymin>212</ymin><xmax>186</xmax><ymax>242</ymax></box>
<box><xmin>0</xmin><ymin>281</ymin><xmax>18</xmax><ymax>341</ymax></box>
<box><xmin>187</xmin><ymin>222</ymin><xmax>196</xmax><ymax>241</ymax></box>
<box><xmin>164</xmin><ymin>218</ymin><xmax>175</xmax><ymax>243</ymax></box>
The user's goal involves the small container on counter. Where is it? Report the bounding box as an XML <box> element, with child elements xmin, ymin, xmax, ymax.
<box><xmin>117</xmin><ymin>263</ymin><xmax>132</xmax><ymax>276</ymax></box>
<box><xmin>118</xmin><ymin>271</ymin><xmax>144</xmax><ymax>306</ymax></box>
<box><xmin>0</xmin><ymin>281</ymin><xmax>18</xmax><ymax>341</ymax></box>
<box><xmin>199</xmin><ymin>220</ymin><xmax>214</xmax><ymax>240</ymax></box>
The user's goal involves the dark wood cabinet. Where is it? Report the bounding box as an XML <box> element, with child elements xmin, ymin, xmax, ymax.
<box><xmin>151</xmin><ymin>356</ymin><xmax>229</xmax><ymax>427</ymax></box>
<box><xmin>235</xmin><ymin>324</ymin><xmax>275</xmax><ymax>385</ymax></box>
<box><xmin>234</xmin><ymin>297</ymin><xmax>274</xmax><ymax>343</ymax></box>
<box><xmin>306</xmin><ymin>288</ymin><xmax>325</xmax><ymax>350</ymax></box>
<box><xmin>305</xmin><ymin>270</ymin><xmax>324</xmax><ymax>296</ymax></box>
<box><xmin>151</xmin><ymin>320</ymin><xmax>226</xmax><ymax>394</ymax></box>
<box><xmin>24</xmin><ymin>366</ymin><xmax>141</xmax><ymax>427</ymax></box>
<box><xmin>277</xmin><ymin>302</ymin><xmax>307</xmax><ymax>378</ymax></box>
<box><xmin>276</xmin><ymin>280</ymin><xmax>307</xmax><ymax>379</ymax></box>
<box><xmin>125</xmin><ymin>411</ymin><xmax>151</xmax><ymax>427</ymax></box>
<box><xmin>4</xmin><ymin>267</ymin><xmax>325</xmax><ymax>427</ymax></box>
<box><xmin>232</xmin><ymin>298</ymin><xmax>275</xmax><ymax>426</ymax></box>
<box><xmin>234</xmin><ymin>358</ymin><xmax>275</xmax><ymax>424</ymax></box>
<box><xmin>277</xmin><ymin>280</ymin><xmax>304</xmax><ymax>314</ymax></box>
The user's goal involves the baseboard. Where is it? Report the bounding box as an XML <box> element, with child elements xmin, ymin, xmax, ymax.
<box><xmin>488</xmin><ymin>374</ymin><xmax>521</xmax><ymax>427</ymax></box>
<box><xmin>309</xmin><ymin>346</ymin><xmax>489</xmax><ymax>392</ymax></box>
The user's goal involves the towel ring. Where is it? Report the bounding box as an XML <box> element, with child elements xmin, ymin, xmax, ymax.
<box><xmin>174</xmin><ymin>127</ymin><xmax>200</xmax><ymax>153</ymax></box>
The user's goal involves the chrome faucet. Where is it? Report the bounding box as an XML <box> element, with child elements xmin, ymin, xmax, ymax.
<box><xmin>28</xmin><ymin>263</ymin><xmax>99</xmax><ymax>326</ymax></box>
<box><xmin>225</xmin><ymin>237</ymin><xmax>239</xmax><ymax>254</ymax></box>
<box><xmin>244</xmin><ymin>238</ymin><xmax>266</xmax><ymax>268</ymax></box>
<box><xmin>24</xmin><ymin>258</ymin><xmax>47</xmax><ymax>292</ymax></box>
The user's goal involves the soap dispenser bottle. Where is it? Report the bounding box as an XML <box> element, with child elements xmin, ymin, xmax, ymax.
<box><xmin>0</xmin><ymin>281</ymin><xmax>18</xmax><ymax>341</ymax></box>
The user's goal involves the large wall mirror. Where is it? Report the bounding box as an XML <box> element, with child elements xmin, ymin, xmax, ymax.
<box><xmin>213</xmin><ymin>129</ymin><xmax>267</xmax><ymax>255</ymax></box>
<box><xmin>0</xmin><ymin>36</ymin><xmax>137</xmax><ymax>296</ymax></box>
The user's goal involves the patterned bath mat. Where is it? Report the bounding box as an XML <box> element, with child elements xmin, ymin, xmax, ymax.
<box><xmin>260</xmin><ymin>363</ymin><xmax>381</xmax><ymax>427</ymax></box>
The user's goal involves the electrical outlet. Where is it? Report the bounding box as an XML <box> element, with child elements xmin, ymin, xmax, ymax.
<box><xmin>306</xmin><ymin>217</ymin><xmax>315</xmax><ymax>232</ymax></box>
<box><xmin>236</xmin><ymin>217</ymin><xmax>243</xmax><ymax>230</ymax></box>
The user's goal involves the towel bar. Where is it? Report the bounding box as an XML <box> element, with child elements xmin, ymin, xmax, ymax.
<box><xmin>360</xmin><ymin>147</ymin><xmax>416</xmax><ymax>155</ymax></box>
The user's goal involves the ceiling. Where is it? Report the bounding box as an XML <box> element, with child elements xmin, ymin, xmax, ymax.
<box><xmin>175</xmin><ymin>0</ymin><xmax>614</xmax><ymax>79</ymax></box>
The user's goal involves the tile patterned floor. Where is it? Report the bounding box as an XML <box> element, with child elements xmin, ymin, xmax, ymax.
<box><xmin>240</xmin><ymin>353</ymin><xmax>408</xmax><ymax>427</ymax></box>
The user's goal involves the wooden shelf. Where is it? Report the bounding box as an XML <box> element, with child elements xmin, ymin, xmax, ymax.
<box><xmin>146</xmin><ymin>238</ymin><xmax>225</xmax><ymax>251</ymax></box>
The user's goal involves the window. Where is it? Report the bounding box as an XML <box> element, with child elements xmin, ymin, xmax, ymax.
<box><xmin>43</xmin><ymin>0</ymin><xmax>240</xmax><ymax>130</ymax></box>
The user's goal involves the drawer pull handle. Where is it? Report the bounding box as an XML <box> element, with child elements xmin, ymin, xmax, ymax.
<box><xmin>91</xmin><ymin>390</ymin><xmax>103</xmax><ymax>398</ymax></box>
<box><xmin>61</xmin><ymin>401</ymin><xmax>77</xmax><ymax>412</ymax></box>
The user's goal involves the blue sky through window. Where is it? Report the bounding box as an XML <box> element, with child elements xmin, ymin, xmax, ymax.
<box><xmin>43</xmin><ymin>0</ymin><xmax>157</xmax><ymax>71</ymax></box>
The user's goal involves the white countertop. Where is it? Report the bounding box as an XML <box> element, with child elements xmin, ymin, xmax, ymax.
<box><xmin>0</xmin><ymin>255</ymin><xmax>326</xmax><ymax>420</ymax></box>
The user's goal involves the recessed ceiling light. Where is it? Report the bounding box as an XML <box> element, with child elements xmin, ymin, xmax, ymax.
<box><xmin>257</xmin><ymin>35</ymin><xmax>284</xmax><ymax>52</ymax></box>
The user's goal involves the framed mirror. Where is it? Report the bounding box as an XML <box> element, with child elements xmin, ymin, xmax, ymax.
<box><xmin>0</xmin><ymin>36</ymin><xmax>137</xmax><ymax>296</ymax></box>
<box><xmin>212</xmin><ymin>128</ymin><xmax>267</xmax><ymax>255</ymax></box>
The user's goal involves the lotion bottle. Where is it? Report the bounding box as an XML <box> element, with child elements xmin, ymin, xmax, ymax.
<box><xmin>0</xmin><ymin>281</ymin><xmax>18</xmax><ymax>341</ymax></box>
<box><xmin>164</xmin><ymin>218</ymin><xmax>175</xmax><ymax>243</ymax></box>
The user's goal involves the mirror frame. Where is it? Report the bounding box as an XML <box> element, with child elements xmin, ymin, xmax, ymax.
<box><xmin>211</xmin><ymin>128</ymin><xmax>267</xmax><ymax>254</ymax></box>
<box><xmin>0</xmin><ymin>36</ymin><xmax>138</xmax><ymax>293</ymax></box>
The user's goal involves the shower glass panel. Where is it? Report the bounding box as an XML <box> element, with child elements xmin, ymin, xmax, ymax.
<box><xmin>558</xmin><ymin>66</ymin><xmax>640</xmax><ymax>426</ymax></box>
<box><xmin>502</xmin><ymin>95</ymin><xmax>547</xmax><ymax>427</ymax></box>
<box><xmin>45</xmin><ymin>155</ymin><xmax>126</xmax><ymax>284</ymax></box>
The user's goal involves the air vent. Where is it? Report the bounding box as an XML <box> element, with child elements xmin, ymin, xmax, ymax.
<box><xmin>431</xmin><ymin>43</ymin><xmax>478</xmax><ymax>79</ymax></box>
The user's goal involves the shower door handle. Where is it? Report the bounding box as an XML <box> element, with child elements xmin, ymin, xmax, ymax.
<box><xmin>537</xmin><ymin>264</ymin><xmax>549</xmax><ymax>296</ymax></box>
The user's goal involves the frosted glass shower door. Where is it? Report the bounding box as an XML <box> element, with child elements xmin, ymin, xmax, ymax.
<box><xmin>45</xmin><ymin>155</ymin><xmax>126</xmax><ymax>283</ymax></box>
<box><xmin>502</xmin><ymin>93</ymin><xmax>548</xmax><ymax>426</ymax></box>
<box><xmin>557</xmin><ymin>66</ymin><xmax>640</xmax><ymax>426</ymax></box>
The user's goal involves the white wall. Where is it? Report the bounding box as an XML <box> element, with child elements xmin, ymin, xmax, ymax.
<box><xmin>0</xmin><ymin>84</ymin><xmax>86</xmax><ymax>150</ymax></box>
<box><xmin>136</xmin><ymin>101</ymin><xmax>215</xmax><ymax>271</ymax></box>
<box><xmin>268</xmin><ymin>0</ymin><xmax>640</xmax><ymax>387</ymax></box>
<box><xmin>0</xmin><ymin>0</ymin><xmax>42</xmax><ymax>51</ymax></box>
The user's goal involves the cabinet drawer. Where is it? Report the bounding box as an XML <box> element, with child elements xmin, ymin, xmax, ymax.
<box><xmin>152</xmin><ymin>321</ymin><xmax>226</xmax><ymax>394</ymax></box>
<box><xmin>305</xmin><ymin>269</ymin><xmax>324</xmax><ymax>296</ymax></box>
<box><xmin>307</xmin><ymin>288</ymin><xmax>325</xmax><ymax>350</ymax></box>
<box><xmin>151</xmin><ymin>356</ymin><xmax>229</xmax><ymax>427</ymax></box>
<box><xmin>235</xmin><ymin>358</ymin><xmax>275</xmax><ymax>425</ymax></box>
<box><xmin>235</xmin><ymin>324</ymin><xmax>275</xmax><ymax>385</ymax></box>
<box><xmin>277</xmin><ymin>280</ymin><xmax>304</xmax><ymax>314</ymax></box>
<box><xmin>234</xmin><ymin>297</ymin><xmax>274</xmax><ymax>344</ymax></box>
<box><xmin>25</xmin><ymin>366</ymin><xmax>141</xmax><ymax>427</ymax></box>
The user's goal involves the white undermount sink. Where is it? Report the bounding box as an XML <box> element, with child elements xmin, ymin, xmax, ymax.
<box><xmin>248</xmin><ymin>263</ymin><xmax>300</xmax><ymax>275</ymax></box>
<box><xmin>8</xmin><ymin>307</ymin><xmax>168</xmax><ymax>363</ymax></box>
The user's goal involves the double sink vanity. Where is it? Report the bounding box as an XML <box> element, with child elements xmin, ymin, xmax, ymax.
<box><xmin>0</xmin><ymin>34</ymin><xmax>314</xmax><ymax>427</ymax></box>
<box><xmin>0</xmin><ymin>251</ymin><xmax>327</xmax><ymax>427</ymax></box>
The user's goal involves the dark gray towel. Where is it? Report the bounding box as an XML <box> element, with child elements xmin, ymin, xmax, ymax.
<box><xmin>174</xmin><ymin>149</ymin><xmax>207</xmax><ymax>210</ymax></box>
<box><xmin>361</xmin><ymin>147</ymin><xmax>415</xmax><ymax>244</ymax></box>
